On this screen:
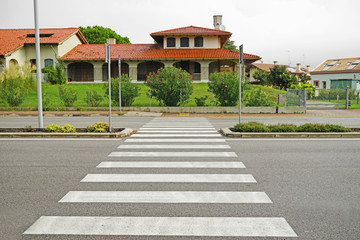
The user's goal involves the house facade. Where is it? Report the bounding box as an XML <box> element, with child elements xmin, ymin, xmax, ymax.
<box><xmin>311</xmin><ymin>58</ymin><xmax>360</xmax><ymax>91</ymax></box>
<box><xmin>0</xmin><ymin>28</ymin><xmax>87</xmax><ymax>75</ymax></box>
<box><xmin>248</xmin><ymin>61</ymin><xmax>311</xmax><ymax>83</ymax></box>
<box><xmin>61</xmin><ymin>24</ymin><xmax>260</xmax><ymax>83</ymax></box>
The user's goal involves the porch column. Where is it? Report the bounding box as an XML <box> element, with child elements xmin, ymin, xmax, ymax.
<box><xmin>128</xmin><ymin>62</ymin><xmax>138</xmax><ymax>82</ymax></box>
<box><xmin>200</xmin><ymin>61</ymin><xmax>211</xmax><ymax>82</ymax></box>
<box><xmin>162</xmin><ymin>61</ymin><xmax>176</xmax><ymax>68</ymax></box>
<box><xmin>93</xmin><ymin>62</ymin><xmax>103</xmax><ymax>82</ymax></box>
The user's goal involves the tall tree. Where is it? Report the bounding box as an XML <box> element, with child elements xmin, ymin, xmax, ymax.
<box><xmin>268</xmin><ymin>65</ymin><xmax>297</xmax><ymax>90</ymax></box>
<box><xmin>223</xmin><ymin>40</ymin><xmax>238</xmax><ymax>51</ymax></box>
<box><xmin>79</xmin><ymin>26</ymin><xmax>131</xmax><ymax>44</ymax></box>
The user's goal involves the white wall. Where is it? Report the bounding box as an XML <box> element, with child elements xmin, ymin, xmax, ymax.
<box><xmin>163</xmin><ymin>36</ymin><xmax>220</xmax><ymax>49</ymax></box>
<box><xmin>58</xmin><ymin>34</ymin><xmax>82</xmax><ymax>57</ymax></box>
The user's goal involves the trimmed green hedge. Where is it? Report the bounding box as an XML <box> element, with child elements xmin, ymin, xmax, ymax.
<box><xmin>233</xmin><ymin>122</ymin><xmax>351</xmax><ymax>132</ymax></box>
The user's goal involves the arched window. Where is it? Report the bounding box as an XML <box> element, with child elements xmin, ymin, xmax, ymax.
<box><xmin>180</xmin><ymin>37</ymin><xmax>189</xmax><ymax>47</ymax></box>
<box><xmin>167</xmin><ymin>38</ymin><xmax>175</xmax><ymax>47</ymax></box>
<box><xmin>195</xmin><ymin>36</ymin><xmax>203</xmax><ymax>47</ymax></box>
<box><xmin>44</xmin><ymin>59</ymin><xmax>54</xmax><ymax>67</ymax></box>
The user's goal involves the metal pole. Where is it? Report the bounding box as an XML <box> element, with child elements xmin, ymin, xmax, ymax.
<box><xmin>304</xmin><ymin>88</ymin><xmax>307</xmax><ymax>113</ymax></box>
<box><xmin>238</xmin><ymin>44</ymin><xmax>243</xmax><ymax>124</ymax></box>
<box><xmin>345</xmin><ymin>87</ymin><xmax>349</xmax><ymax>109</ymax></box>
<box><xmin>118</xmin><ymin>54</ymin><xmax>121</xmax><ymax>112</ymax></box>
<box><xmin>34</xmin><ymin>0</ymin><xmax>43</xmax><ymax>128</ymax></box>
<box><xmin>106</xmin><ymin>43</ymin><xmax>112</xmax><ymax>132</ymax></box>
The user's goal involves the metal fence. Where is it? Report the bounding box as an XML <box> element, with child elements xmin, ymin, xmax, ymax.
<box><xmin>305</xmin><ymin>88</ymin><xmax>352</xmax><ymax>109</ymax></box>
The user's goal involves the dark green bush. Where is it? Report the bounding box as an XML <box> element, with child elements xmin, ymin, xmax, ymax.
<box><xmin>244</xmin><ymin>88</ymin><xmax>273</xmax><ymax>107</ymax></box>
<box><xmin>105</xmin><ymin>74</ymin><xmax>140</xmax><ymax>107</ymax></box>
<box><xmin>208</xmin><ymin>70</ymin><xmax>239</xmax><ymax>106</ymax></box>
<box><xmin>268</xmin><ymin>124</ymin><xmax>297</xmax><ymax>132</ymax></box>
<box><xmin>85</xmin><ymin>90</ymin><xmax>103</xmax><ymax>107</ymax></box>
<box><xmin>194</xmin><ymin>96</ymin><xmax>207</xmax><ymax>106</ymax></box>
<box><xmin>234</xmin><ymin>122</ymin><xmax>270</xmax><ymax>132</ymax></box>
<box><xmin>41</xmin><ymin>61</ymin><xmax>66</xmax><ymax>85</ymax></box>
<box><xmin>146</xmin><ymin>66</ymin><xmax>193</xmax><ymax>106</ymax></box>
<box><xmin>233</xmin><ymin>122</ymin><xmax>351</xmax><ymax>133</ymax></box>
<box><xmin>59</xmin><ymin>86</ymin><xmax>77</xmax><ymax>107</ymax></box>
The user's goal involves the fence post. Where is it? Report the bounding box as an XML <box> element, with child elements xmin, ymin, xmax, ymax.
<box><xmin>345</xmin><ymin>87</ymin><xmax>349</xmax><ymax>109</ymax></box>
<box><xmin>298</xmin><ymin>89</ymin><xmax>301</xmax><ymax>106</ymax></box>
<box><xmin>304</xmin><ymin>88</ymin><xmax>307</xmax><ymax>113</ymax></box>
<box><xmin>286</xmin><ymin>89</ymin><xmax>289</xmax><ymax>107</ymax></box>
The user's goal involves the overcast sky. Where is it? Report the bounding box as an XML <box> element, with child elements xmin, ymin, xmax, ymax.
<box><xmin>1</xmin><ymin>0</ymin><xmax>359</xmax><ymax>69</ymax></box>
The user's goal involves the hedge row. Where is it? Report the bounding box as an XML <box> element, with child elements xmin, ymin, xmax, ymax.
<box><xmin>45</xmin><ymin>122</ymin><xmax>110</xmax><ymax>133</ymax></box>
<box><xmin>233</xmin><ymin>122</ymin><xmax>351</xmax><ymax>133</ymax></box>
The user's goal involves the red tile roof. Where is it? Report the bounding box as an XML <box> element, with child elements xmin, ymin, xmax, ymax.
<box><xmin>151</xmin><ymin>26</ymin><xmax>231</xmax><ymax>36</ymax></box>
<box><xmin>61</xmin><ymin>44</ymin><xmax>260</xmax><ymax>61</ymax></box>
<box><xmin>0</xmin><ymin>28</ymin><xmax>87</xmax><ymax>56</ymax></box>
<box><xmin>150</xmin><ymin>26</ymin><xmax>232</xmax><ymax>48</ymax></box>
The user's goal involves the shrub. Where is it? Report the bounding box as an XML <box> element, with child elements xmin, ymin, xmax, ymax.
<box><xmin>268</xmin><ymin>124</ymin><xmax>297</xmax><ymax>132</ymax></box>
<box><xmin>208</xmin><ymin>70</ymin><xmax>239</xmax><ymax>106</ymax></box>
<box><xmin>104</xmin><ymin>74</ymin><xmax>140</xmax><ymax>107</ymax></box>
<box><xmin>86</xmin><ymin>122</ymin><xmax>110</xmax><ymax>133</ymax></box>
<box><xmin>0</xmin><ymin>63</ymin><xmax>36</xmax><ymax>107</ymax></box>
<box><xmin>61</xmin><ymin>124</ymin><xmax>76</xmax><ymax>133</ymax></box>
<box><xmin>234</xmin><ymin>122</ymin><xmax>270</xmax><ymax>132</ymax></box>
<box><xmin>85</xmin><ymin>90</ymin><xmax>103</xmax><ymax>107</ymax></box>
<box><xmin>194</xmin><ymin>96</ymin><xmax>207</xmax><ymax>106</ymax></box>
<box><xmin>297</xmin><ymin>123</ymin><xmax>351</xmax><ymax>132</ymax></box>
<box><xmin>324</xmin><ymin>124</ymin><xmax>351</xmax><ymax>132</ymax></box>
<box><xmin>244</xmin><ymin>88</ymin><xmax>273</xmax><ymax>106</ymax></box>
<box><xmin>41</xmin><ymin>60</ymin><xmax>66</xmax><ymax>85</ymax></box>
<box><xmin>45</xmin><ymin>124</ymin><xmax>61</xmax><ymax>132</ymax></box>
<box><xmin>146</xmin><ymin>66</ymin><xmax>193</xmax><ymax>106</ymax></box>
<box><xmin>59</xmin><ymin>86</ymin><xmax>77</xmax><ymax>107</ymax></box>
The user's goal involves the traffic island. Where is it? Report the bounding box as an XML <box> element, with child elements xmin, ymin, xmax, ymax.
<box><xmin>0</xmin><ymin>128</ymin><xmax>134</xmax><ymax>138</ymax></box>
<box><xmin>220</xmin><ymin>128</ymin><xmax>360</xmax><ymax>138</ymax></box>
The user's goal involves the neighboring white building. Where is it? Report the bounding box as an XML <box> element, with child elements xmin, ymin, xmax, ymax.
<box><xmin>0</xmin><ymin>28</ymin><xmax>87</xmax><ymax>79</ymax></box>
<box><xmin>311</xmin><ymin>57</ymin><xmax>360</xmax><ymax>91</ymax></box>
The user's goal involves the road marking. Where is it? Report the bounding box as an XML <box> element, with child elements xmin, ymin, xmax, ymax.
<box><xmin>140</xmin><ymin>128</ymin><xmax>215</xmax><ymax>130</ymax></box>
<box><xmin>97</xmin><ymin>161</ymin><xmax>246</xmax><ymax>168</ymax></box>
<box><xmin>81</xmin><ymin>174</ymin><xmax>256</xmax><ymax>183</ymax></box>
<box><xmin>125</xmin><ymin>138</ymin><xmax>226</xmax><ymax>142</ymax></box>
<box><xmin>131</xmin><ymin>134</ymin><xmax>222</xmax><ymax>137</ymax></box>
<box><xmin>59</xmin><ymin>191</ymin><xmax>271</xmax><ymax>203</ymax></box>
<box><xmin>23</xmin><ymin>216</ymin><xmax>297</xmax><ymax>237</ymax></box>
<box><xmin>108</xmin><ymin>152</ymin><xmax>237</xmax><ymax>157</ymax></box>
<box><xmin>138</xmin><ymin>130</ymin><xmax>218</xmax><ymax>133</ymax></box>
<box><xmin>117</xmin><ymin>144</ymin><xmax>230</xmax><ymax>149</ymax></box>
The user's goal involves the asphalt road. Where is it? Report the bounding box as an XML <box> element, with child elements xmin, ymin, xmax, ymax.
<box><xmin>0</xmin><ymin>116</ymin><xmax>359</xmax><ymax>239</ymax></box>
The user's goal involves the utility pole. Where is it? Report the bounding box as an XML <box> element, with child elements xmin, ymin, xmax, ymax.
<box><xmin>118</xmin><ymin>55</ymin><xmax>121</xmax><ymax>113</ymax></box>
<box><xmin>34</xmin><ymin>0</ymin><xmax>43</xmax><ymax>128</ymax></box>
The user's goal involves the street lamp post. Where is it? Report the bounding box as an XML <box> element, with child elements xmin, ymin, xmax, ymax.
<box><xmin>34</xmin><ymin>0</ymin><xmax>43</xmax><ymax>128</ymax></box>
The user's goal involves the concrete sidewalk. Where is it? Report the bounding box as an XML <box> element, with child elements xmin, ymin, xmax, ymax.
<box><xmin>1</xmin><ymin>109</ymin><xmax>360</xmax><ymax>118</ymax></box>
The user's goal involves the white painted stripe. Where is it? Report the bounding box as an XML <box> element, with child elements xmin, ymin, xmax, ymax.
<box><xmin>59</xmin><ymin>191</ymin><xmax>271</xmax><ymax>203</ymax></box>
<box><xmin>117</xmin><ymin>144</ymin><xmax>230</xmax><ymax>149</ymax></box>
<box><xmin>138</xmin><ymin>130</ymin><xmax>218</xmax><ymax>133</ymax></box>
<box><xmin>81</xmin><ymin>174</ymin><xmax>256</xmax><ymax>183</ymax></box>
<box><xmin>140</xmin><ymin>127</ymin><xmax>215</xmax><ymax>130</ymax></box>
<box><xmin>131</xmin><ymin>134</ymin><xmax>221</xmax><ymax>137</ymax></box>
<box><xmin>97</xmin><ymin>161</ymin><xmax>246</xmax><ymax>168</ymax></box>
<box><xmin>125</xmin><ymin>138</ymin><xmax>226</xmax><ymax>142</ymax></box>
<box><xmin>23</xmin><ymin>216</ymin><xmax>297</xmax><ymax>237</ymax></box>
<box><xmin>108</xmin><ymin>152</ymin><xmax>237</xmax><ymax>157</ymax></box>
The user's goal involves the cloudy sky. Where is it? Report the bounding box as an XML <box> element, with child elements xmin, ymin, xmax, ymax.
<box><xmin>1</xmin><ymin>0</ymin><xmax>359</xmax><ymax>69</ymax></box>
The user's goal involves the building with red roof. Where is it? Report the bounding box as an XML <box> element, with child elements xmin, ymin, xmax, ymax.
<box><xmin>1</xmin><ymin>16</ymin><xmax>261</xmax><ymax>82</ymax></box>
<box><xmin>0</xmin><ymin>28</ymin><xmax>87</xmax><ymax>72</ymax></box>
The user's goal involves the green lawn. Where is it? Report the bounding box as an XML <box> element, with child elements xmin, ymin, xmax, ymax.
<box><xmin>8</xmin><ymin>82</ymin><xmax>353</xmax><ymax>109</ymax></box>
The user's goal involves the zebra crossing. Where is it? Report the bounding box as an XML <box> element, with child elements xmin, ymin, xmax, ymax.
<box><xmin>23</xmin><ymin>117</ymin><xmax>297</xmax><ymax>238</ymax></box>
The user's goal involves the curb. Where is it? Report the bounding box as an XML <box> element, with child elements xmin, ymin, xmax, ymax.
<box><xmin>0</xmin><ymin>128</ymin><xmax>133</xmax><ymax>138</ymax></box>
<box><xmin>220</xmin><ymin>128</ymin><xmax>360</xmax><ymax>138</ymax></box>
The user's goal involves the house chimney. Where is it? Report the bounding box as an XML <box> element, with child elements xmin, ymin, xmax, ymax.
<box><xmin>106</xmin><ymin>38</ymin><xmax>116</xmax><ymax>44</ymax></box>
<box><xmin>306</xmin><ymin>65</ymin><xmax>311</xmax><ymax>72</ymax></box>
<box><xmin>273</xmin><ymin>61</ymin><xmax>278</xmax><ymax>65</ymax></box>
<box><xmin>213</xmin><ymin>15</ymin><xmax>222</xmax><ymax>30</ymax></box>
<box><xmin>296</xmin><ymin>63</ymin><xmax>301</xmax><ymax>72</ymax></box>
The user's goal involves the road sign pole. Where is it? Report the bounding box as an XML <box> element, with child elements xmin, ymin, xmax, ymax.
<box><xmin>239</xmin><ymin>44</ymin><xmax>243</xmax><ymax>124</ymax></box>
<box><xmin>118</xmin><ymin>55</ymin><xmax>121</xmax><ymax>113</ymax></box>
<box><xmin>105</xmin><ymin>43</ymin><xmax>112</xmax><ymax>132</ymax></box>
